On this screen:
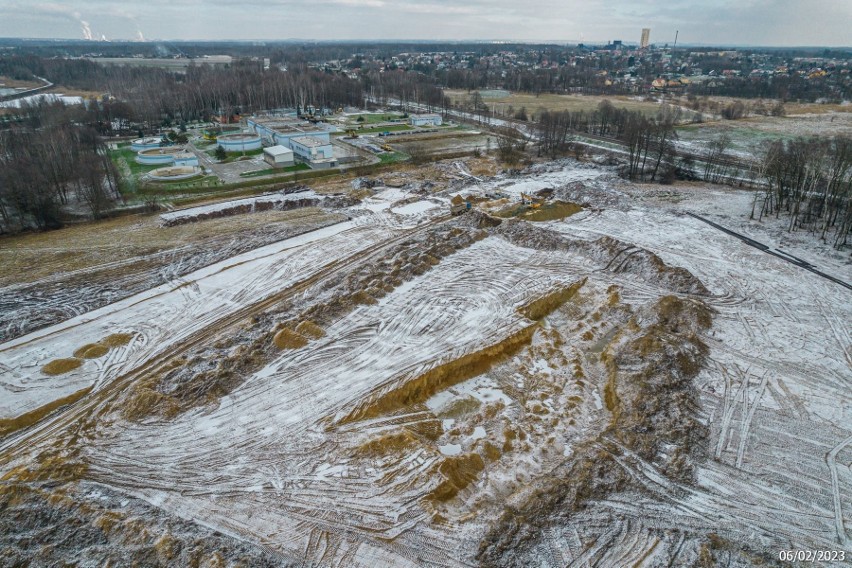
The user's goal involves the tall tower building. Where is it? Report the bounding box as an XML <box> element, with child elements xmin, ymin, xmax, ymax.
<box><xmin>640</xmin><ymin>28</ymin><xmax>651</xmax><ymax>49</ymax></box>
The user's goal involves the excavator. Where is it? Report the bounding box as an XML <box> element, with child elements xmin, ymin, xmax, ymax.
<box><xmin>521</xmin><ymin>193</ymin><xmax>541</xmax><ymax>209</ymax></box>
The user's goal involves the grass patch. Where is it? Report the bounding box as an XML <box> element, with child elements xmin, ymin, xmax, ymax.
<box><xmin>41</xmin><ymin>358</ymin><xmax>82</xmax><ymax>375</ymax></box>
<box><xmin>225</xmin><ymin>147</ymin><xmax>264</xmax><ymax>157</ymax></box>
<box><xmin>496</xmin><ymin>200</ymin><xmax>583</xmax><ymax>221</ymax></box>
<box><xmin>0</xmin><ymin>386</ymin><xmax>93</xmax><ymax>437</ymax></box>
<box><xmin>73</xmin><ymin>343</ymin><xmax>109</xmax><ymax>359</ymax></box>
<box><xmin>109</xmin><ymin>147</ymin><xmax>160</xmax><ymax>177</ymax></box>
<box><xmin>445</xmin><ymin>89</ymin><xmax>667</xmax><ymax>118</ymax></box>
<box><xmin>101</xmin><ymin>333</ymin><xmax>135</xmax><ymax>347</ymax></box>
<box><xmin>378</xmin><ymin>151</ymin><xmax>409</xmax><ymax>165</ymax></box>
<box><xmin>239</xmin><ymin>163</ymin><xmax>310</xmax><ymax>178</ymax></box>
<box><xmin>206</xmin><ymin>147</ymin><xmax>263</xmax><ymax>163</ymax></box>
<box><xmin>346</xmin><ymin>113</ymin><xmax>405</xmax><ymax>125</ymax></box>
<box><xmin>356</xmin><ymin>124</ymin><xmax>413</xmax><ymax>135</ymax></box>
<box><xmin>524</xmin><ymin>201</ymin><xmax>584</xmax><ymax>221</ymax></box>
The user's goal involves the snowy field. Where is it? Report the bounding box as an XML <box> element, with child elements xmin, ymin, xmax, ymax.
<box><xmin>1</xmin><ymin>159</ymin><xmax>850</xmax><ymax>566</ymax></box>
<box><xmin>158</xmin><ymin>190</ymin><xmax>324</xmax><ymax>225</ymax></box>
<box><xmin>0</xmin><ymin>93</ymin><xmax>83</xmax><ymax>108</ymax></box>
<box><xmin>0</xmin><ymin>192</ymin><xmax>444</xmax><ymax>422</ymax></box>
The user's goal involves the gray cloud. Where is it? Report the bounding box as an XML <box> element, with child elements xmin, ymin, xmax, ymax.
<box><xmin>0</xmin><ymin>0</ymin><xmax>849</xmax><ymax>45</ymax></box>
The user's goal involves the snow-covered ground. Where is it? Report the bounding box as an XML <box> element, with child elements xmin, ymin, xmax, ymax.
<box><xmin>1</xmin><ymin>159</ymin><xmax>850</xmax><ymax>566</ymax></box>
<box><xmin>159</xmin><ymin>190</ymin><xmax>323</xmax><ymax>224</ymax></box>
<box><xmin>0</xmin><ymin>93</ymin><xmax>83</xmax><ymax>108</ymax></box>
<box><xmin>0</xmin><ymin>191</ymin><xmax>444</xmax><ymax>423</ymax></box>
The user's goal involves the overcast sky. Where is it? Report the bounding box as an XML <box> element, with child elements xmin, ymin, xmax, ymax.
<box><xmin>0</xmin><ymin>0</ymin><xmax>849</xmax><ymax>46</ymax></box>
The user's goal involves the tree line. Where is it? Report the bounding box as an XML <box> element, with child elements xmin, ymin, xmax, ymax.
<box><xmin>0</xmin><ymin>117</ymin><xmax>121</xmax><ymax>232</ymax></box>
<box><xmin>753</xmin><ymin>136</ymin><xmax>852</xmax><ymax>249</ymax></box>
<box><xmin>535</xmin><ymin>101</ymin><xmax>681</xmax><ymax>182</ymax></box>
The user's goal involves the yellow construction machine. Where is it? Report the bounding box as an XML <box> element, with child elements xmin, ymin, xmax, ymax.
<box><xmin>521</xmin><ymin>193</ymin><xmax>541</xmax><ymax>209</ymax></box>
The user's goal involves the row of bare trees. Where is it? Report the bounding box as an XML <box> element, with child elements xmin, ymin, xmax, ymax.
<box><xmin>535</xmin><ymin>101</ymin><xmax>681</xmax><ymax>182</ymax></box>
<box><xmin>4</xmin><ymin>57</ymin><xmax>367</xmax><ymax>128</ymax></box>
<box><xmin>753</xmin><ymin>136</ymin><xmax>852</xmax><ymax>248</ymax></box>
<box><xmin>0</xmin><ymin>120</ymin><xmax>120</xmax><ymax>233</ymax></box>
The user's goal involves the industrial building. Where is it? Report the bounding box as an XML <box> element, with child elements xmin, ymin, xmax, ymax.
<box><xmin>216</xmin><ymin>132</ymin><xmax>262</xmax><ymax>153</ymax></box>
<box><xmin>409</xmin><ymin>113</ymin><xmax>443</xmax><ymax>127</ymax></box>
<box><xmin>289</xmin><ymin>136</ymin><xmax>336</xmax><ymax>168</ymax></box>
<box><xmin>246</xmin><ymin>117</ymin><xmax>332</xmax><ymax>148</ymax></box>
<box><xmin>263</xmin><ymin>145</ymin><xmax>295</xmax><ymax>167</ymax></box>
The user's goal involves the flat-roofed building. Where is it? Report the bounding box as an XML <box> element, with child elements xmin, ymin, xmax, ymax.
<box><xmin>409</xmin><ymin>113</ymin><xmax>443</xmax><ymax>127</ymax></box>
<box><xmin>263</xmin><ymin>145</ymin><xmax>295</xmax><ymax>167</ymax></box>
<box><xmin>247</xmin><ymin>117</ymin><xmax>332</xmax><ymax>148</ymax></box>
<box><xmin>290</xmin><ymin>136</ymin><xmax>336</xmax><ymax>168</ymax></box>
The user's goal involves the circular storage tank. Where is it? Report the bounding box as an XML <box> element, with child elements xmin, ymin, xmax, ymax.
<box><xmin>131</xmin><ymin>137</ymin><xmax>164</xmax><ymax>152</ymax></box>
<box><xmin>203</xmin><ymin>126</ymin><xmax>240</xmax><ymax>140</ymax></box>
<box><xmin>147</xmin><ymin>166</ymin><xmax>203</xmax><ymax>182</ymax></box>
<box><xmin>136</xmin><ymin>146</ymin><xmax>187</xmax><ymax>165</ymax></box>
<box><xmin>216</xmin><ymin>132</ymin><xmax>262</xmax><ymax>152</ymax></box>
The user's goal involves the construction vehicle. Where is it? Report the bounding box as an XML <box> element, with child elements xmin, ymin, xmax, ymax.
<box><xmin>450</xmin><ymin>194</ymin><xmax>470</xmax><ymax>215</ymax></box>
<box><xmin>521</xmin><ymin>193</ymin><xmax>541</xmax><ymax>209</ymax></box>
<box><xmin>346</xmin><ymin>130</ymin><xmax>358</xmax><ymax>139</ymax></box>
<box><xmin>381</xmin><ymin>144</ymin><xmax>393</xmax><ymax>152</ymax></box>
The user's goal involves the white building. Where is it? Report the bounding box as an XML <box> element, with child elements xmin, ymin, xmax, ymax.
<box><xmin>409</xmin><ymin>113</ymin><xmax>443</xmax><ymax>127</ymax></box>
<box><xmin>290</xmin><ymin>136</ymin><xmax>336</xmax><ymax>168</ymax></box>
<box><xmin>263</xmin><ymin>145</ymin><xmax>295</xmax><ymax>167</ymax></box>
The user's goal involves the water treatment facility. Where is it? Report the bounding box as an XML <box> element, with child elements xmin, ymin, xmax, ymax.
<box><xmin>215</xmin><ymin>132</ymin><xmax>263</xmax><ymax>153</ymax></box>
<box><xmin>135</xmin><ymin>146</ymin><xmax>200</xmax><ymax>167</ymax></box>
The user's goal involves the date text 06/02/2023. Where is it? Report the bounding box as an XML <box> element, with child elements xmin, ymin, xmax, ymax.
<box><xmin>779</xmin><ymin>550</ymin><xmax>846</xmax><ymax>563</ymax></box>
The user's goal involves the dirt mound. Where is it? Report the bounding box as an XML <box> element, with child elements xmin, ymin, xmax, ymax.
<box><xmin>518</xmin><ymin>279</ymin><xmax>586</xmax><ymax>320</ymax></box>
<box><xmin>553</xmin><ymin>179</ymin><xmax>627</xmax><ymax>209</ymax></box>
<box><xmin>121</xmin><ymin>224</ymin><xmax>490</xmax><ymax>422</ymax></box>
<box><xmin>495</xmin><ymin>222</ymin><xmax>708</xmax><ymax>296</ymax></box>
<box><xmin>492</xmin><ymin>218</ymin><xmax>573</xmax><ymax>250</ymax></box>
<box><xmin>585</xmin><ymin>236</ymin><xmax>710</xmax><ymax>296</ymax></box>
<box><xmin>0</xmin><ymin>386</ymin><xmax>92</xmax><ymax>437</ymax></box>
<box><xmin>426</xmin><ymin>453</ymin><xmax>486</xmax><ymax>503</ymax></box>
<box><xmin>0</xmin><ymin>482</ymin><xmax>290</xmax><ymax>568</ymax></box>
<box><xmin>602</xmin><ymin>294</ymin><xmax>712</xmax><ymax>476</ymax></box>
<box><xmin>161</xmin><ymin>195</ymin><xmax>323</xmax><ymax>227</ymax></box>
<box><xmin>478</xmin><ymin>292</ymin><xmax>714</xmax><ymax>566</ymax></box>
<box><xmin>295</xmin><ymin>320</ymin><xmax>325</xmax><ymax>339</ymax></box>
<box><xmin>354</xmin><ymin>431</ymin><xmax>420</xmax><ymax>458</ymax></box>
<box><xmin>447</xmin><ymin>209</ymin><xmax>502</xmax><ymax>229</ymax></box>
<box><xmin>342</xmin><ymin>324</ymin><xmax>537</xmax><ymax>423</ymax></box>
<box><xmin>273</xmin><ymin>328</ymin><xmax>308</xmax><ymax>350</ymax></box>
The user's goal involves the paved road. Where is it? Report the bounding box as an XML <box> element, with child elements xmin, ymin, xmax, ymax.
<box><xmin>686</xmin><ymin>212</ymin><xmax>852</xmax><ymax>292</ymax></box>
